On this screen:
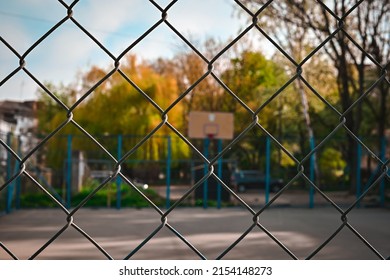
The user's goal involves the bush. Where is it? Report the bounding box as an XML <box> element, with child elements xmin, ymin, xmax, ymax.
<box><xmin>72</xmin><ymin>183</ymin><xmax>164</xmax><ymax>208</ymax></box>
<box><xmin>319</xmin><ymin>147</ymin><xmax>347</xmax><ymax>189</ymax></box>
<box><xmin>20</xmin><ymin>192</ymin><xmax>58</xmax><ymax>208</ymax></box>
<box><xmin>17</xmin><ymin>182</ymin><xmax>164</xmax><ymax>208</ymax></box>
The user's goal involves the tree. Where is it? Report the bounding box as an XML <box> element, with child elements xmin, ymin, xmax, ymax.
<box><xmin>153</xmin><ymin>38</ymin><xmax>228</xmax><ymax>139</ymax></box>
<box><xmin>154</xmin><ymin>41</ymin><xmax>293</xmax><ymax>170</ymax></box>
<box><xmin>240</xmin><ymin>0</ymin><xmax>390</xmax><ymax>190</ymax></box>
<box><xmin>37</xmin><ymin>55</ymin><xmax>189</xmax><ymax>172</ymax></box>
<box><xmin>221</xmin><ymin>50</ymin><xmax>292</xmax><ymax>169</ymax></box>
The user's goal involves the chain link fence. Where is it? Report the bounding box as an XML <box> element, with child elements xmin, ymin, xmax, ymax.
<box><xmin>0</xmin><ymin>0</ymin><xmax>389</xmax><ymax>259</ymax></box>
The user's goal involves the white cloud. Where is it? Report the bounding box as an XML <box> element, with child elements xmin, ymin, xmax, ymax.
<box><xmin>26</xmin><ymin>25</ymin><xmax>112</xmax><ymax>80</ymax></box>
<box><xmin>0</xmin><ymin>16</ymin><xmax>33</xmax><ymax>54</ymax></box>
<box><xmin>77</xmin><ymin>0</ymin><xmax>146</xmax><ymax>30</ymax></box>
<box><xmin>167</xmin><ymin>0</ymin><xmax>244</xmax><ymax>40</ymax></box>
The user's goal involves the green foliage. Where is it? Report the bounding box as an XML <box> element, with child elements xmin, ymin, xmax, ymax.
<box><xmin>20</xmin><ymin>192</ymin><xmax>58</xmax><ymax>208</ymax></box>
<box><xmin>222</xmin><ymin>51</ymin><xmax>289</xmax><ymax>117</ymax></box>
<box><xmin>73</xmin><ymin>183</ymin><xmax>164</xmax><ymax>208</ymax></box>
<box><xmin>37</xmin><ymin>56</ymin><xmax>189</xmax><ymax>168</ymax></box>
<box><xmin>221</xmin><ymin>51</ymin><xmax>292</xmax><ymax>168</ymax></box>
<box><xmin>35</xmin><ymin>48</ymin><xmax>361</xmax><ymax>187</ymax></box>
<box><xmin>19</xmin><ymin>182</ymin><xmax>164</xmax><ymax>208</ymax></box>
<box><xmin>319</xmin><ymin>147</ymin><xmax>347</xmax><ymax>187</ymax></box>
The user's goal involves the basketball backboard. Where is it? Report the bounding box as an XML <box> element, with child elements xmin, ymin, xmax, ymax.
<box><xmin>188</xmin><ymin>111</ymin><xmax>234</xmax><ymax>139</ymax></box>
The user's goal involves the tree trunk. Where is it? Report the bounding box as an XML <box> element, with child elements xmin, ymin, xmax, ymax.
<box><xmin>337</xmin><ymin>49</ymin><xmax>358</xmax><ymax>193</ymax></box>
<box><xmin>296</xmin><ymin>79</ymin><xmax>321</xmax><ymax>188</ymax></box>
<box><xmin>378</xmin><ymin>78</ymin><xmax>388</xmax><ymax>157</ymax></box>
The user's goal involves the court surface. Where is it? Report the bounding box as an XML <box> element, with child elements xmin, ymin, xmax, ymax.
<box><xmin>1</xmin><ymin>207</ymin><xmax>389</xmax><ymax>260</ymax></box>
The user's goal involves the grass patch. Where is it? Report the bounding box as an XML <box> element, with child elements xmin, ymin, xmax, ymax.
<box><xmin>18</xmin><ymin>183</ymin><xmax>164</xmax><ymax>208</ymax></box>
<box><xmin>20</xmin><ymin>192</ymin><xmax>58</xmax><ymax>208</ymax></box>
<box><xmin>72</xmin><ymin>184</ymin><xmax>164</xmax><ymax>208</ymax></box>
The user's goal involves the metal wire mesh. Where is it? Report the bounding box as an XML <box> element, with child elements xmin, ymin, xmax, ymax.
<box><xmin>0</xmin><ymin>0</ymin><xmax>389</xmax><ymax>260</ymax></box>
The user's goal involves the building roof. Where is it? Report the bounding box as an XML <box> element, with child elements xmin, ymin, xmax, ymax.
<box><xmin>0</xmin><ymin>100</ymin><xmax>37</xmax><ymax>118</ymax></box>
<box><xmin>0</xmin><ymin>100</ymin><xmax>38</xmax><ymax>126</ymax></box>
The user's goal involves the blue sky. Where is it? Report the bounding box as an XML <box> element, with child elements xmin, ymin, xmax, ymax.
<box><xmin>0</xmin><ymin>0</ymin><xmax>268</xmax><ymax>101</ymax></box>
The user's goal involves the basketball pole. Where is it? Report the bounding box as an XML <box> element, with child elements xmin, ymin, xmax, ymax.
<box><xmin>217</xmin><ymin>139</ymin><xmax>223</xmax><ymax>209</ymax></box>
<box><xmin>203</xmin><ymin>137</ymin><xmax>210</xmax><ymax>209</ymax></box>
<box><xmin>188</xmin><ymin>111</ymin><xmax>234</xmax><ymax>209</ymax></box>
<box><xmin>5</xmin><ymin>133</ymin><xmax>12</xmax><ymax>213</ymax></box>
<box><xmin>203</xmin><ymin>135</ymin><xmax>223</xmax><ymax>209</ymax></box>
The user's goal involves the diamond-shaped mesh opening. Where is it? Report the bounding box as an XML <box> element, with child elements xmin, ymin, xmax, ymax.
<box><xmin>120</xmin><ymin>23</ymin><xmax>187</xmax><ymax>61</ymax></box>
<box><xmin>311</xmin><ymin>227</ymin><xmax>384</xmax><ymax>260</ymax></box>
<box><xmin>0</xmin><ymin>208</ymin><xmax>67</xmax><ymax>259</ymax></box>
<box><xmin>128</xmin><ymin>228</ymin><xmax>202</xmax><ymax>260</ymax></box>
<box><xmin>58</xmin><ymin>208</ymin><xmax>164</xmax><ymax>260</ymax></box>
<box><xmin>0</xmin><ymin>1</ymin><xmax>65</xmax><ymax>52</ymax></box>
<box><xmin>26</xmin><ymin>26</ymin><xmax>114</xmax><ymax>91</ymax></box>
<box><xmin>220</xmin><ymin>231</ymin><xmax>292</xmax><ymax>259</ymax></box>
<box><xmin>70</xmin><ymin>1</ymin><xmax>160</xmax><ymax>52</ymax></box>
<box><xmin>154</xmin><ymin>208</ymin><xmax>256</xmax><ymax>259</ymax></box>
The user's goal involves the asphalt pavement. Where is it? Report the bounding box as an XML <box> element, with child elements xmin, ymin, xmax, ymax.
<box><xmin>1</xmin><ymin>207</ymin><xmax>389</xmax><ymax>260</ymax></box>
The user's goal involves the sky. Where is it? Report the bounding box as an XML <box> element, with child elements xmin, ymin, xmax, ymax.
<box><xmin>0</xmin><ymin>0</ymin><xmax>270</xmax><ymax>101</ymax></box>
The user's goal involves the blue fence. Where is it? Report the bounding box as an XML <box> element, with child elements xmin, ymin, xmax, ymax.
<box><xmin>2</xmin><ymin>132</ymin><xmax>388</xmax><ymax>213</ymax></box>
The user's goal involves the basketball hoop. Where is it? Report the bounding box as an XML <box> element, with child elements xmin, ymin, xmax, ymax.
<box><xmin>188</xmin><ymin>111</ymin><xmax>234</xmax><ymax>140</ymax></box>
<box><xmin>203</xmin><ymin>123</ymin><xmax>219</xmax><ymax>139</ymax></box>
<box><xmin>207</xmin><ymin>133</ymin><xmax>215</xmax><ymax>140</ymax></box>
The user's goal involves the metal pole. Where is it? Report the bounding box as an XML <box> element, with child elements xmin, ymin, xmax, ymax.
<box><xmin>265</xmin><ymin>136</ymin><xmax>271</xmax><ymax>204</ymax></box>
<box><xmin>116</xmin><ymin>134</ymin><xmax>123</xmax><ymax>210</ymax></box>
<box><xmin>5</xmin><ymin>133</ymin><xmax>12</xmax><ymax>213</ymax></box>
<box><xmin>309</xmin><ymin>136</ymin><xmax>315</xmax><ymax>208</ymax></box>
<box><xmin>217</xmin><ymin>139</ymin><xmax>223</xmax><ymax>209</ymax></box>
<box><xmin>66</xmin><ymin>134</ymin><xmax>73</xmax><ymax>209</ymax></box>
<box><xmin>15</xmin><ymin>135</ymin><xmax>22</xmax><ymax>209</ymax></box>
<box><xmin>165</xmin><ymin>135</ymin><xmax>172</xmax><ymax>209</ymax></box>
<box><xmin>380</xmin><ymin>137</ymin><xmax>386</xmax><ymax>207</ymax></box>
<box><xmin>356</xmin><ymin>140</ymin><xmax>362</xmax><ymax>208</ymax></box>
<box><xmin>203</xmin><ymin>137</ymin><xmax>210</xmax><ymax>209</ymax></box>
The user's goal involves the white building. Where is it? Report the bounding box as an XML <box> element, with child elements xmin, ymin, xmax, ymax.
<box><xmin>0</xmin><ymin>100</ymin><xmax>39</xmax><ymax>173</ymax></box>
<box><xmin>0</xmin><ymin>100</ymin><xmax>38</xmax><ymax>136</ymax></box>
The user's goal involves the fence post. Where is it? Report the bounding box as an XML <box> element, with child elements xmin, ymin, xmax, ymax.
<box><xmin>356</xmin><ymin>140</ymin><xmax>362</xmax><ymax>208</ymax></box>
<box><xmin>15</xmin><ymin>135</ymin><xmax>21</xmax><ymax>209</ymax></box>
<box><xmin>380</xmin><ymin>137</ymin><xmax>386</xmax><ymax>207</ymax></box>
<box><xmin>66</xmin><ymin>134</ymin><xmax>73</xmax><ymax>209</ymax></box>
<box><xmin>116</xmin><ymin>134</ymin><xmax>122</xmax><ymax>210</ymax></box>
<box><xmin>217</xmin><ymin>139</ymin><xmax>223</xmax><ymax>209</ymax></box>
<box><xmin>265</xmin><ymin>136</ymin><xmax>271</xmax><ymax>204</ymax></box>
<box><xmin>165</xmin><ymin>135</ymin><xmax>171</xmax><ymax>209</ymax></box>
<box><xmin>309</xmin><ymin>136</ymin><xmax>315</xmax><ymax>209</ymax></box>
<box><xmin>203</xmin><ymin>137</ymin><xmax>210</xmax><ymax>209</ymax></box>
<box><xmin>5</xmin><ymin>133</ymin><xmax>12</xmax><ymax>213</ymax></box>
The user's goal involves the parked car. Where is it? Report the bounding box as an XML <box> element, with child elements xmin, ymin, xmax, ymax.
<box><xmin>231</xmin><ymin>170</ymin><xmax>284</xmax><ymax>193</ymax></box>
